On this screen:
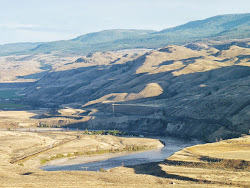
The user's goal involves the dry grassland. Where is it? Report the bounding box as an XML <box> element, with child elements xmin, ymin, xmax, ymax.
<box><xmin>1</xmin><ymin>130</ymin><xmax>249</xmax><ymax>187</ymax></box>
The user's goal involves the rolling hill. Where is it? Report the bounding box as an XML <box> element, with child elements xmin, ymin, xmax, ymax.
<box><xmin>18</xmin><ymin>39</ymin><xmax>250</xmax><ymax>142</ymax></box>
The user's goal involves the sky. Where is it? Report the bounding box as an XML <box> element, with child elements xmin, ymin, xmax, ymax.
<box><xmin>0</xmin><ymin>0</ymin><xmax>249</xmax><ymax>44</ymax></box>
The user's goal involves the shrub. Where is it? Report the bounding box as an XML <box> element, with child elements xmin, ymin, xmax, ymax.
<box><xmin>40</xmin><ymin>158</ymin><xmax>48</xmax><ymax>165</ymax></box>
<box><xmin>99</xmin><ymin>168</ymin><xmax>105</xmax><ymax>172</ymax></box>
<box><xmin>54</xmin><ymin>154</ymin><xmax>64</xmax><ymax>159</ymax></box>
<box><xmin>67</xmin><ymin>153</ymin><xmax>73</xmax><ymax>157</ymax></box>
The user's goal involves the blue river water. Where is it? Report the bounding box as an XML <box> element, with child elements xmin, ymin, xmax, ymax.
<box><xmin>41</xmin><ymin>136</ymin><xmax>202</xmax><ymax>171</ymax></box>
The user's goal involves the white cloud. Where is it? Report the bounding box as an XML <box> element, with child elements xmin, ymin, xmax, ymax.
<box><xmin>0</xmin><ymin>23</ymin><xmax>40</xmax><ymax>29</ymax></box>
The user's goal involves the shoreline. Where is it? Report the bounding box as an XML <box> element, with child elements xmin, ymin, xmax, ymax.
<box><xmin>44</xmin><ymin>149</ymin><xmax>160</xmax><ymax>167</ymax></box>
<box><xmin>40</xmin><ymin>136</ymin><xmax>199</xmax><ymax>170</ymax></box>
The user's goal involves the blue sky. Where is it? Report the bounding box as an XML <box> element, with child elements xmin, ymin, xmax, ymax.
<box><xmin>0</xmin><ymin>0</ymin><xmax>249</xmax><ymax>44</ymax></box>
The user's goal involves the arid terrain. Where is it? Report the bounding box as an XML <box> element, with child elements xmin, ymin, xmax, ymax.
<box><xmin>0</xmin><ymin>12</ymin><xmax>249</xmax><ymax>187</ymax></box>
<box><xmin>0</xmin><ymin>40</ymin><xmax>249</xmax><ymax>188</ymax></box>
<box><xmin>0</xmin><ymin>130</ymin><xmax>166</xmax><ymax>187</ymax></box>
<box><xmin>0</xmin><ymin>39</ymin><xmax>249</xmax><ymax>142</ymax></box>
<box><xmin>0</xmin><ymin>130</ymin><xmax>249</xmax><ymax>187</ymax></box>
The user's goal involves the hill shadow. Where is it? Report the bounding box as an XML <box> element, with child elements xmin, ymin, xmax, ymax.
<box><xmin>126</xmin><ymin>161</ymin><xmax>202</xmax><ymax>183</ymax></box>
<box><xmin>9</xmin><ymin>51</ymin><xmax>249</xmax><ymax>116</ymax></box>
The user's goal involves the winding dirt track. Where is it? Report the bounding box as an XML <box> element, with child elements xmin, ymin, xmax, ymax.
<box><xmin>10</xmin><ymin>132</ymin><xmax>81</xmax><ymax>164</ymax></box>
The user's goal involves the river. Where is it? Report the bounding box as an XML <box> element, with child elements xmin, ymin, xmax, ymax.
<box><xmin>41</xmin><ymin>136</ymin><xmax>202</xmax><ymax>171</ymax></box>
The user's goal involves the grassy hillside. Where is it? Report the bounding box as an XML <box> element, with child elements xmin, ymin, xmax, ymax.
<box><xmin>71</xmin><ymin>29</ymin><xmax>155</xmax><ymax>43</ymax></box>
<box><xmin>1</xmin><ymin>13</ymin><xmax>249</xmax><ymax>56</ymax></box>
<box><xmin>25</xmin><ymin>30</ymin><xmax>156</xmax><ymax>55</ymax></box>
<box><xmin>30</xmin><ymin>13</ymin><xmax>250</xmax><ymax>54</ymax></box>
<box><xmin>0</xmin><ymin>42</ymin><xmax>43</xmax><ymax>56</ymax></box>
<box><xmin>159</xmin><ymin>13</ymin><xmax>250</xmax><ymax>33</ymax></box>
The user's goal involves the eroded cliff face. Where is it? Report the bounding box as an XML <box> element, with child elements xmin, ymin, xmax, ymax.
<box><xmin>79</xmin><ymin>99</ymin><xmax>247</xmax><ymax>142</ymax></box>
<box><xmin>5</xmin><ymin>40</ymin><xmax>250</xmax><ymax>142</ymax></box>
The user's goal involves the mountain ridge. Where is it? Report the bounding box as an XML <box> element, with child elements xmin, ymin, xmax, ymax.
<box><xmin>0</xmin><ymin>13</ymin><xmax>249</xmax><ymax>56</ymax></box>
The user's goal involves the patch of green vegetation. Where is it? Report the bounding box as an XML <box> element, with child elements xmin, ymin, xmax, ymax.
<box><xmin>38</xmin><ymin>124</ymin><xmax>50</xmax><ymax>128</ymax></box>
<box><xmin>83</xmin><ymin>129</ymin><xmax>124</xmax><ymax>136</ymax></box>
<box><xmin>99</xmin><ymin>168</ymin><xmax>105</xmax><ymax>172</ymax></box>
<box><xmin>0</xmin><ymin>89</ymin><xmax>28</xmax><ymax>109</ymax></box>
<box><xmin>18</xmin><ymin>163</ymin><xmax>24</xmax><ymax>167</ymax></box>
<box><xmin>0</xmin><ymin>89</ymin><xmax>23</xmax><ymax>100</ymax></box>
<box><xmin>40</xmin><ymin>158</ymin><xmax>48</xmax><ymax>165</ymax></box>
<box><xmin>40</xmin><ymin>145</ymin><xmax>148</xmax><ymax>165</ymax></box>
<box><xmin>0</xmin><ymin>103</ymin><xmax>28</xmax><ymax>109</ymax></box>
<box><xmin>108</xmin><ymin>129</ymin><xmax>122</xmax><ymax>136</ymax></box>
<box><xmin>38</xmin><ymin>124</ymin><xmax>61</xmax><ymax>128</ymax></box>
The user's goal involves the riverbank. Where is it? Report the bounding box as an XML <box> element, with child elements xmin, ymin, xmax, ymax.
<box><xmin>1</xmin><ymin>130</ymin><xmax>249</xmax><ymax>187</ymax></box>
<box><xmin>0</xmin><ymin>130</ymin><xmax>163</xmax><ymax>169</ymax></box>
<box><xmin>110</xmin><ymin>135</ymin><xmax>250</xmax><ymax>187</ymax></box>
<box><xmin>42</xmin><ymin>136</ymin><xmax>201</xmax><ymax>171</ymax></box>
<box><xmin>46</xmin><ymin>149</ymin><xmax>151</xmax><ymax>166</ymax></box>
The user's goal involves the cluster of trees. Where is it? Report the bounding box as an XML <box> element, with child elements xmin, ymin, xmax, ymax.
<box><xmin>38</xmin><ymin>123</ymin><xmax>61</xmax><ymax>128</ymax></box>
<box><xmin>36</xmin><ymin>125</ymin><xmax>125</xmax><ymax>136</ymax></box>
<box><xmin>83</xmin><ymin>129</ymin><xmax>123</xmax><ymax>136</ymax></box>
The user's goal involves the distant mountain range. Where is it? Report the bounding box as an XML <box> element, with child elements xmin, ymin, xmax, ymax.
<box><xmin>0</xmin><ymin>13</ymin><xmax>249</xmax><ymax>56</ymax></box>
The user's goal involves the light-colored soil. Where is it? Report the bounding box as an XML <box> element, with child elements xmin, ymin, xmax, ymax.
<box><xmin>136</xmin><ymin>45</ymin><xmax>250</xmax><ymax>76</ymax></box>
<box><xmin>83</xmin><ymin>83</ymin><xmax>163</xmax><ymax>107</ymax></box>
<box><xmin>0</xmin><ymin>110</ymin><xmax>44</xmax><ymax>120</ymax></box>
<box><xmin>0</xmin><ymin>51</ymin><xmax>142</xmax><ymax>82</ymax></box>
<box><xmin>0</xmin><ymin>110</ymin><xmax>85</xmax><ymax>129</ymax></box>
<box><xmin>0</xmin><ymin>110</ymin><xmax>45</xmax><ymax>129</ymax></box>
<box><xmin>0</xmin><ymin>54</ymin><xmax>81</xmax><ymax>82</ymax></box>
<box><xmin>169</xmin><ymin>135</ymin><xmax>250</xmax><ymax>162</ymax></box>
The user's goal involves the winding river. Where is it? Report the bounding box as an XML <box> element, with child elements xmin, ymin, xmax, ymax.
<box><xmin>41</xmin><ymin>136</ymin><xmax>202</xmax><ymax>171</ymax></box>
